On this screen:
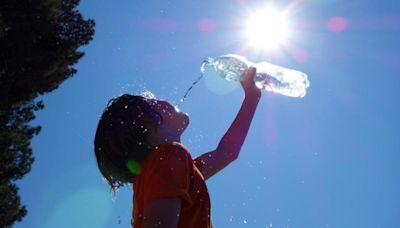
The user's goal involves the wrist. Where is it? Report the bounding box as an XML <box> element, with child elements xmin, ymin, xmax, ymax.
<box><xmin>244</xmin><ymin>91</ymin><xmax>261</xmax><ymax>103</ymax></box>
<box><xmin>244</xmin><ymin>90</ymin><xmax>261</xmax><ymax>100</ymax></box>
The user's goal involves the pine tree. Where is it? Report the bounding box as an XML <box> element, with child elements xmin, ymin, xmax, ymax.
<box><xmin>0</xmin><ymin>0</ymin><xmax>95</xmax><ymax>226</ymax></box>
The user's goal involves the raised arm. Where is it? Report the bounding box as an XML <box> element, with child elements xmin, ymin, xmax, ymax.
<box><xmin>196</xmin><ymin>67</ymin><xmax>261</xmax><ymax>180</ymax></box>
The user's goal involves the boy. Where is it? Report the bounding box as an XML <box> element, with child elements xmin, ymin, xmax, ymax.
<box><xmin>94</xmin><ymin>67</ymin><xmax>261</xmax><ymax>227</ymax></box>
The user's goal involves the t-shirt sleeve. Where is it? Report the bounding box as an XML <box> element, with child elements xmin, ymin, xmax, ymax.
<box><xmin>142</xmin><ymin>144</ymin><xmax>192</xmax><ymax>207</ymax></box>
<box><xmin>193</xmin><ymin>156</ymin><xmax>205</xmax><ymax>176</ymax></box>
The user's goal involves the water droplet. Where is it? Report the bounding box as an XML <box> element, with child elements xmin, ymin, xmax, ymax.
<box><xmin>243</xmin><ymin>219</ymin><xmax>247</xmax><ymax>224</ymax></box>
<box><xmin>141</xmin><ymin>91</ymin><xmax>156</xmax><ymax>99</ymax></box>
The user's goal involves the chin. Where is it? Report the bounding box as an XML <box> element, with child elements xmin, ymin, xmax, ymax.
<box><xmin>177</xmin><ymin>114</ymin><xmax>189</xmax><ymax>134</ymax></box>
<box><xmin>183</xmin><ymin>113</ymin><xmax>190</xmax><ymax>125</ymax></box>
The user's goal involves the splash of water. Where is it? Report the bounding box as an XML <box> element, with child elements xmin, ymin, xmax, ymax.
<box><xmin>180</xmin><ymin>73</ymin><xmax>204</xmax><ymax>102</ymax></box>
<box><xmin>140</xmin><ymin>90</ymin><xmax>156</xmax><ymax>99</ymax></box>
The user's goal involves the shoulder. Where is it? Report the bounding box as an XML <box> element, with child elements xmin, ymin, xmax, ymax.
<box><xmin>152</xmin><ymin>142</ymin><xmax>191</xmax><ymax>161</ymax></box>
<box><xmin>161</xmin><ymin>142</ymin><xmax>190</xmax><ymax>154</ymax></box>
<box><xmin>141</xmin><ymin>142</ymin><xmax>193</xmax><ymax>173</ymax></box>
<box><xmin>138</xmin><ymin>143</ymin><xmax>194</xmax><ymax>191</ymax></box>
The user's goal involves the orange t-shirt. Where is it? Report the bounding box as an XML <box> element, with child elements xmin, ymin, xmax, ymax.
<box><xmin>132</xmin><ymin>142</ymin><xmax>212</xmax><ymax>228</ymax></box>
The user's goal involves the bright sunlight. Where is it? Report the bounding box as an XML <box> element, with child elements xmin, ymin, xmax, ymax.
<box><xmin>244</xmin><ymin>6</ymin><xmax>290</xmax><ymax>50</ymax></box>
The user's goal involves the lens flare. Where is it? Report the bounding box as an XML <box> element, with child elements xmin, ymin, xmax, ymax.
<box><xmin>326</xmin><ymin>16</ymin><xmax>349</xmax><ymax>32</ymax></box>
<box><xmin>197</xmin><ymin>19</ymin><xmax>217</xmax><ymax>32</ymax></box>
<box><xmin>126</xmin><ymin>160</ymin><xmax>141</xmax><ymax>175</ymax></box>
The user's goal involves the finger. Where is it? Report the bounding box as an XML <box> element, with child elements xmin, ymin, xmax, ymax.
<box><xmin>245</xmin><ymin>67</ymin><xmax>256</xmax><ymax>78</ymax></box>
<box><xmin>248</xmin><ymin>66</ymin><xmax>256</xmax><ymax>76</ymax></box>
<box><xmin>241</xmin><ymin>67</ymin><xmax>256</xmax><ymax>83</ymax></box>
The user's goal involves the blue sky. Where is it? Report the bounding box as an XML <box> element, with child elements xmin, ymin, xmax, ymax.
<box><xmin>15</xmin><ymin>0</ymin><xmax>400</xmax><ymax>227</ymax></box>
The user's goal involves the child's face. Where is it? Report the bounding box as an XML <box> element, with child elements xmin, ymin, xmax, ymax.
<box><xmin>147</xmin><ymin>99</ymin><xmax>189</xmax><ymax>143</ymax></box>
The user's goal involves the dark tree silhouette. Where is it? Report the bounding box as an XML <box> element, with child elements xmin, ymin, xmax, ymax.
<box><xmin>0</xmin><ymin>182</ymin><xmax>28</xmax><ymax>226</ymax></box>
<box><xmin>0</xmin><ymin>0</ymin><xmax>95</xmax><ymax>107</ymax></box>
<box><xmin>0</xmin><ymin>0</ymin><xmax>95</xmax><ymax>226</ymax></box>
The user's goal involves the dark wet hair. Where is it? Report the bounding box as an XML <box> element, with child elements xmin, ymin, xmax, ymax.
<box><xmin>94</xmin><ymin>94</ymin><xmax>161</xmax><ymax>190</ymax></box>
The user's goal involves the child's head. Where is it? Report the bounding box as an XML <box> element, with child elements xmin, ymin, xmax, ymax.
<box><xmin>94</xmin><ymin>94</ymin><xmax>189</xmax><ymax>189</ymax></box>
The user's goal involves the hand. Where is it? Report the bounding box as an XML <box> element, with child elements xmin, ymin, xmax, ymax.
<box><xmin>240</xmin><ymin>67</ymin><xmax>261</xmax><ymax>99</ymax></box>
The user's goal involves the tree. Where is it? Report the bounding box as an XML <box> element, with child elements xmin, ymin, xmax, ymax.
<box><xmin>0</xmin><ymin>0</ymin><xmax>95</xmax><ymax>226</ymax></box>
<box><xmin>0</xmin><ymin>0</ymin><xmax>95</xmax><ymax>107</ymax></box>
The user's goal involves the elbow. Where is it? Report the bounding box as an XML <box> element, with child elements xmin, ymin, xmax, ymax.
<box><xmin>218</xmin><ymin>145</ymin><xmax>241</xmax><ymax>162</ymax></box>
<box><xmin>228</xmin><ymin>148</ymin><xmax>240</xmax><ymax>161</ymax></box>
<box><xmin>230</xmin><ymin>152</ymin><xmax>240</xmax><ymax>161</ymax></box>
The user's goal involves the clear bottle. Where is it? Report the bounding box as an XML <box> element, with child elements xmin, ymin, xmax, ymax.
<box><xmin>200</xmin><ymin>54</ymin><xmax>310</xmax><ymax>98</ymax></box>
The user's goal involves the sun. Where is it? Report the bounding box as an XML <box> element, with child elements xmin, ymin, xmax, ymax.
<box><xmin>244</xmin><ymin>6</ymin><xmax>290</xmax><ymax>50</ymax></box>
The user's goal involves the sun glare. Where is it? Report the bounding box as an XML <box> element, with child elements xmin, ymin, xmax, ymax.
<box><xmin>244</xmin><ymin>7</ymin><xmax>290</xmax><ymax>50</ymax></box>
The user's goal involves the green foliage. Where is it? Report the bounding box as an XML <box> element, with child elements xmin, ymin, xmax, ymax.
<box><xmin>0</xmin><ymin>101</ymin><xmax>43</xmax><ymax>227</ymax></box>
<box><xmin>0</xmin><ymin>0</ymin><xmax>95</xmax><ymax>226</ymax></box>
<box><xmin>0</xmin><ymin>183</ymin><xmax>27</xmax><ymax>227</ymax></box>
<box><xmin>0</xmin><ymin>0</ymin><xmax>95</xmax><ymax>107</ymax></box>
<box><xmin>0</xmin><ymin>101</ymin><xmax>43</xmax><ymax>182</ymax></box>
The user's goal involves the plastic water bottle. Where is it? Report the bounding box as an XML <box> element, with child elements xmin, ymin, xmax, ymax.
<box><xmin>200</xmin><ymin>54</ymin><xmax>310</xmax><ymax>98</ymax></box>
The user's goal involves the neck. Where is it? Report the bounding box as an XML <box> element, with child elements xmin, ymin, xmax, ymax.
<box><xmin>149</xmin><ymin>136</ymin><xmax>181</xmax><ymax>147</ymax></box>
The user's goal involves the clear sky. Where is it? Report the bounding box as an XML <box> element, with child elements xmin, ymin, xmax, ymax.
<box><xmin>15</xmin><ymin>0</ymin><xmax>400</xmax><ymax>227</ymax></box>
